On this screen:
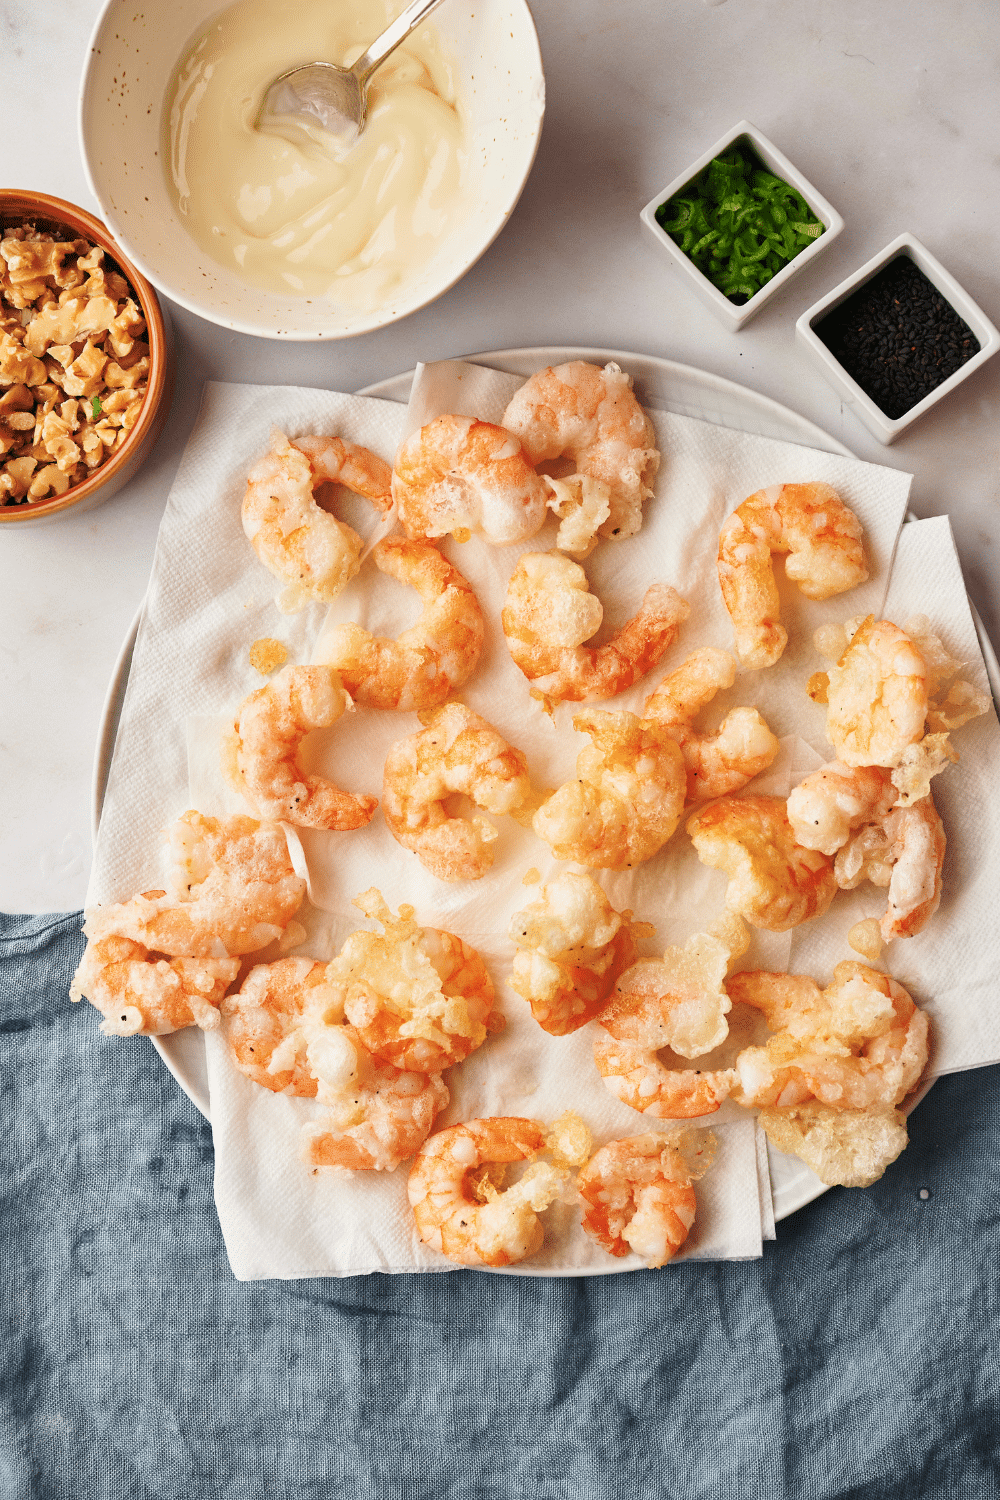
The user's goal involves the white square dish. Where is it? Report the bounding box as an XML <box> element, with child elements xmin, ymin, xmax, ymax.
<box><xmin>640</xmin><ymin>120</ymin><xmax>843</xmax><ymax>331</ymax></box>
<box><xmin>795</xmin><ymin>233</ymin><xmax>1000</xmax><ymax>444</ymax></box>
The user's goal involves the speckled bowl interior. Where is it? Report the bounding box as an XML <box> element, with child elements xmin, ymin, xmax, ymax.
<box><xmin>79</xmin><ymin>0</ymin><xmax>545</xmax><ymax>340</ymax></box>
<box><xmin>0</xmin><ymin>190</ymin><xmax>172</xmax><ymax>526</ymax></box>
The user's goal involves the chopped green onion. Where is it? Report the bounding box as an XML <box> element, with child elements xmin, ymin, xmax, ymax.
<box><xmin>91</xmin><ymin>395</ymin><xmax>102</xmax><ymax>419</ymax></box>
<box><xmin>655</xmin><ymin>144</ymin><xmax>825</xmax><ymax>305</ymax></box>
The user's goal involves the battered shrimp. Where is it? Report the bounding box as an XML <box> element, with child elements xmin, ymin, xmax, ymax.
<box><xmin>381</xmin><ymin>701</ymin><xmax>531</xmax><ymax>882</ymax></box>
<box><xmin>407</xmin><ymin>1118</ymin><xmax>571</xmax><ymax>1268</ymax></box>
<box><xmin>316</xmin><ymin>536</ymin><xmax>484</xmax><ymax>711</ymax></box>
<box><xmin>837</xmin><ymin>793</ymin><xmax>946</xmax><ymax>942</ymax></box>
<box><xmin>501</xmin><ymin>360</ymin><xmax>660</xmax><ymax>540</ymax></box>
<box><xmin>70</xmin><ymin>935</ymin><xmax>239</xmax><ymax>1037</ymax></box>
<box><xmin>242</xmin><ymin>430</ymin><xmax>392</xmax><ymax>612</ymax></box>
<box><xmin>391</xmin><ymin>415</ymin><xmax>548</xmax><ymax>545</ymax></box>
<box><xmin>717</xmin><ymin>482</ymin><xmax>868</xmax><ymax>668</ymax></box>
<box><xmin>577</xmin><ymin>1131</ymin><xmax>715</xmax><ymax>1266</ymax></box>
<box><xmin>502</xmin><ymin>551</ymin><xmax>689</xmax><ymax>707</ymax></box>
<box><xmin>532</xmin><ymin>710</ymin><xmax>687</xmax><ymax>870</ymax></box>
<box><xmin>330</xmin><ymin>888</ymin><xmax>501</xmax><ymax>1073</ymax></box>
<box><xmin>687</xmin><ymin>795</ymin><xmax>837</xmax><ymax>932</ymax></box>
<box><xmin>302</xmin><ymin>1025</ymin><xmax>450</xmax><ymax>1173</ymax></box>
<box><xmin>822</xmin><ymin>616</ymin><xmax>929</xmax><ymax>767</ymax></box>
<box><xmin>787</xmin><ymin>760</ymin><xmax>947</xmax><ymax>943</ymax></box>
<box><xmin>593</xmin><ymin>1031</ymin><xmax>736</xmax><ymax>1121</ymax></box>
<box><xmin>728</xmin><ymin>961</ymin><xmax>929</xmax><ymax>1115</ymax></box>
<box><xmin>78</xmin><ymin>811</ymin><xmax>307</xmax><ymax>960</ymax></box>
<box><xmin>508</xmin><ymin>871</ymin><xmax>653</xmax><ymax>1035</ymax></box>
<box><xmin>643</xmin><ymin>647</ymin><xmax>780</xmax><ymax>802</ymax></box>
<box><xmin>227</xmin><ymin>664</ymin><xmax>378</xmax><ymax>830</ymax></box>
<box><xmin>593</xmin><ymin>919</ymin><xmax>749</xmax><ymax>1119</ymax></box>
<box><xmin>787</xmin><ymin>760</ymin><xmax>896</xmax><ymax>856</ymax></box>
<box><xmin>223</xmin><ymin>956</ymin><xmax>334</xmax><ymax>1094</ymax></box>
<box><xmin>223</xmin><ymin>962</ymin><xmax>449</xmax><ymax>1170</ymax></box>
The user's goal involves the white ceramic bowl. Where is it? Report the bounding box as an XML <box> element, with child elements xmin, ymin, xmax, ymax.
<box><xmin>79</xmin><ymin>0</ymin><xmax>544</xmax><ymax>341</ymax></box>
<box><xmin>795</xmin><ymin>233</ymin><xmax>1000</xmax><ymax>445</ymax></box>
<box><xmin>640</xmin><ymin>120</ymin><xmax>843</xmax><ymax>332</ymax></box>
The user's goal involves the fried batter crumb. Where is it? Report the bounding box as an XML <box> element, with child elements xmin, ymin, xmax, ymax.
<box><xmin>249</xmin><ymin>637</ymin><xmax>288</xmax><ymax>675</ymax></box>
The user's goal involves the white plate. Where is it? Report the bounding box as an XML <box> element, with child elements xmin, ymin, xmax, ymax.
<box><xmin>93</xmin><ymin>345</ymin><xmax>999</xmax><ymax>1225</ymax></box>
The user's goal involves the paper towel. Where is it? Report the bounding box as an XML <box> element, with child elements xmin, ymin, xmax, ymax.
<box><xmin>90</xmin><ymin>360</ymin><xmax>982</xmax><ymax>1280</ymax></box>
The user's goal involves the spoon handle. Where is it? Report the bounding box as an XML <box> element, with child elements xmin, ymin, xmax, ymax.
<box><xmin>352</xmin><ymin>0</ymin><xmax>449</xmax><ymax>86</ymax></box>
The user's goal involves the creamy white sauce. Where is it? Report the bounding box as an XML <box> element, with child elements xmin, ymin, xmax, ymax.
<box><xmin>163</xmin><ymin>0</ymin><xmax>467</xmax><ymax>310</ymax></box>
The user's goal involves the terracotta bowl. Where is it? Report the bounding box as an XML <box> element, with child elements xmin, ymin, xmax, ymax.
<box><xmin>0</xmin><ymin>189</ymin><xmax>173</xmax><ymax>526</ymax></box>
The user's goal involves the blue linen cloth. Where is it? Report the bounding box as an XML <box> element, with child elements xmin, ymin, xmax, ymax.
<box><xmin>2</xmin><ymin>910</ymin><xmax>998</xmax><ymax>1500</ymax></box>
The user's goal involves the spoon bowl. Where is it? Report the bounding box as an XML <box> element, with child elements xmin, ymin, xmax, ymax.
<box><xmin>262</xmin><ymin>63</ymin><xmax>366</xmax><ymax>146</ymax></box>
<box><xmin>260</xmin><ymin>0</ymin><xmax>447</xmax><ymax>146</ymax></box>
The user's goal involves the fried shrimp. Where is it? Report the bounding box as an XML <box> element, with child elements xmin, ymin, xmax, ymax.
<box><xmin>687</xmin><ymin>794</ymin><xmax>837</xmax><ymax>931</ymax></box>
<box><xmin>70</xmin><ymin>935</ymin><xmax>239</xmax><ymax>1037</ymax></box>
<box><xmin>728</xmin><ymin>962</ymin><xmax>929</xmax><ymax>1118</ymax></box>
<box><xmin>78</xmin><ymin>811</ymin><xmax>306</xmax><ymax>961</ymax></box>
<box><xmin>607</xmin><ymin>916</ymin><xmax>749</xmax><ymax>1056</ymax></box>
<box><xmin>787</xmin><ymin>761</ymin><xmax>897</xmax><ymax>857</ymax></box>
<box><xmin>391</xmin><ymin>415</ymin><xmax>548</xmax><ymax>545</ymax></box>
<box><xmin>508</xmin><ymin>871</ymin><xmax>653</xmax><ymax>1035</ymax></box>
<box><xmin>302</xmin><ymin>1025</ymin><xmax>450</xmax><ymax>1173</ymax></box>
<box><xmin>381</xmin><ymin>701</ymin><xmax>532</xmax><ymax>882</ymax></box>
<box><xmin>242</xmin><ymin>430</ymin><xmax>392</xmax><ymax>613</ymax></box>
<box><xmin>822</xmin><ymin>616</ymin><xmax>929</xmax><ymax>767</ymax></box>
<box><xmin>642</xmin><ymin>647</ymin><xmax>780</xmax><ymax>802</ymax></box>
<box><xmin>532</xmin><ymin>710</ymin><xmax>687</xmax><ymax>870</ymax></box>
<box><xmin>316</xmin><ymin>536</ymin><xmax>484</xmax><ymax>711</ymax></box>
<box><xmin>593</xmin><ymin>918</ymin><xmax>749</xmax><ymax>1119</ymax></box>
<box><xmin>533</xmin><ymin>710</ymin><xmax>687</xmax><ymax>870</ymax></box>
<box><xmin>577</xmin><ymin>1131</ymin><xmax>715</xmax><ymax>1266</ymax></box>
<box><xmin>502</xmin><ymin>551</ymin><xmax>689</xmax><ymax>707</ymax></box>
<box><xmin>224</xmin><ymin>956</ymin><xmax>333</xmax><ymax>1094</ymax></box>
<box><xmin>223</xmin><ymin>962</ymin><xmax>449</xmax><ymax>1168</ymax></box>
<box><xmin>71</xmin><ymin>810</ymin><xmax>307</xmax><ymax>1035</ymax></box>
<box><xmin>501</xmin><ymin>360</ymin><xmax>660</xmax><ymax>541</ymax></box>
<box><xmin>837</xmin><ymin>794</ymin><xmax>946</xmax><ymax>942</ymax></box>
<box><xmin>328</xmin><ymin>888</ymin><xmax>500</xmax><ymax>1072</ymax></box>
<box><xmin>227</xmin><ymin>664</ymin><xmax>378</xmax><ymax>830</ymax></box>
<box><xmin>787</xmin><ymin>759</ymin><xmax>948</xmax><ymax>943</ymax></box>
<box><xmin>593</xmin><ymin>1031</ymin><xmax>736</xmax><ymax>1121</ymax></box>
<box><xmin>717</xmin><ymin>482</ymin><xmax>868</xmax><ymax>668</ymax></box>
<box><xmin>407</xmin><ymin>1117</ymin><xmax>576</xmax><ymax>1267</ymax></box>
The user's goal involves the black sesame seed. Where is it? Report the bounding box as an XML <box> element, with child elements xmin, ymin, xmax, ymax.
<box><xmin>815</xmin><ymin>256</ymin><xmax>980</xmax><ymax>419</ymax></box>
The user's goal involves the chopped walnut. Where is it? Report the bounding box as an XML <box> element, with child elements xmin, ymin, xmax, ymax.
<box><xmin>0</xmin><ymin>224</ymin><xmax>150</xmax><ymax>507</ymax></box>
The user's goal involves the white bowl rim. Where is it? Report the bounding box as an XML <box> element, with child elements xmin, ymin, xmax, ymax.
<box><xmin>77</xmin><ymin>0</ymin><xmax>545</xmax><ymax>342</ymax></box>
<box><xmin>795</xmin><ymin>231</ymin><xmax>1000</xmax><ymax>437</ymax></box>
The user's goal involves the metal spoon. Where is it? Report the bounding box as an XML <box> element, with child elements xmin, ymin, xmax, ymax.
<box><xmin>259</xmin><ymin>0</ymin><xmax>448</xmax><ymax>148</ymax></box>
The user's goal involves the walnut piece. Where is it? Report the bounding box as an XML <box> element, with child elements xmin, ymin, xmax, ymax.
<box><xmin>0</xmin><ymin>224</ymin><xmax>150</xmax><ymax>507</ymax></box>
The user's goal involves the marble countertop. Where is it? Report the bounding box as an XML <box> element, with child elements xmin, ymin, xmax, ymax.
<box><xmin>2</xmin><ymin>0</ymin><xmax>998</xmax><ymax>914</ymax></box>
